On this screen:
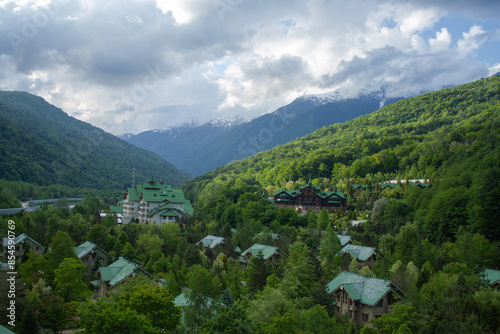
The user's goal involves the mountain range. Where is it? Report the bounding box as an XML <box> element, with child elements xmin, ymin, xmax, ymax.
<box><xmin>122</xmin><ymin>90</ymin><xmax>402</xmax><ymax>176</ymax></box>
<box><xmin>0</xmin><ymin>91</ymin><xmax>190</xmax><ymax>193</ymax></box>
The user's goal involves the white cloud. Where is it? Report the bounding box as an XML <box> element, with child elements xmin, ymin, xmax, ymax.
<box><xmin>0</xmin><ymin>0</ymin><xmax>497</xmax><ymax>134</ymax></box>
<box><xmin>457</xmin><ymin>25</ymin><xmax>491</xmax><ymax>55</ymax></box>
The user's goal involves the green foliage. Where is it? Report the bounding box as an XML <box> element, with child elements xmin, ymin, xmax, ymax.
<box><xmin>319</xmin><ymin>225</ymin><xmax>341</xmax><ymax>278</ymax></box>
<box><xmin>317</xmin><ymin>207</ymin><xmax>329</xmax><ymax>230</ymax></box>
<box><xmin>119</xmin><ymin>284</ymin><xmax>181</xmax><ymax>332</ymax></box>
<box><xmin>371</xmin><ymin>302</ymin><xmax>424</xmax><ymax>333</ymax></box>
<box><xmin>78</xmin><ymin>278</ymin><xmax>178</xmax><ymax>334</ymax></box>
<box><xmin>18</xmin><ymin>251</ymin><xmax>49</xmax><ymax>289</ymax></box>
<box><xmin>0</xmin><ymin>91</ymin><xmax>190</xmax><ymax>193</ymax></box>
<box><xmin>47</xmin><ymin>230</ymin><xmax>78</xmax><ymax>272</ymax></box>
<box><xmin>182</xmin><ymin>76</ymin><xmax>500</xmax><ymax>245</ymax></box>
<box><xmin>53</xmin><ymin>258</ymin><xmax>88</xmax><ymax>302</ymax></box>
<box><xmin>279</xmin><ymin>241</ymin><xmax>316</xmax><ymax>307</ymax></box>
<box><xmin>38</xmin><ymin>294</ymin><xmax>71</xmax><ymax>334</ymax></box>
<box><xmin>199</xmin><ymin>302</ymin><xmax>254</xmax><ymax>333</ymax></box>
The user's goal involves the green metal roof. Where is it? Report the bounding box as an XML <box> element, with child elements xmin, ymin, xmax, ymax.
<box><xmin>183</xmin><ymin>200</ymin><xmax>194</xmax><ymax>216</ymax></box>
<box><xmin>74</xmin><ymin>241</ymin><xmax>97</xmax><ymax>259</ymax></box>
<box><xmin>409</xmin><ymin>183</ymin><xmax>429</xmax><ymax>188</ymax></box>
<box><xmin>90</xmin><ymin>280</ymin><xmax>100</xmax><ymax>287</ymax></box>
<box><xmin>198</xmin><ymin>235</ymin><xmax>225</xmax><ymax>249</ymax></box>
<box><xmin>379</xmin><ymin>183</ymin><xmax>399</xmax><ymax>189</ymax></box>
<box><xmin>483</xmin><ymin>269</ymin><xmax>500</xmax><ymax>286</ymax></box>
<box><xmin>160</xmin><ymin>210</ymin><xmax>179</xmax><ymax>217</ymax></box>
<box><xmin>339</xmin><ymin>244</ymin><xmax>377</xmax><ymax>261</ymax></box>
<box><xmin>326</xmin><ymin>271</ymin><xmax>402</xmax><ymax>306</ymax></box>
<box><xmin>0</xmin><ymin>325</ymin><xmax>16</xmax><ymax>334</ymax></box>
<box><xmin>99</xmin><ymin>257</ymin><xmax>142</xmax><ymax>286</ymax></box>
<box><xmin>109</xmin><ymin>206</ymin><xmax>123</xmax><ymax>214</ymax></box>
<box><xmin>241</xmin><ymin>244</ymin><xmax>279</xmax><ymax>260</ymax></box>
<box><xmin>273</xmin><ymin>188</ymin><xmax>346</xmax><ymax>200</ymax></box>
<box><xmin>337</xmin><ymin>235</ymin><xmax>353</xmax><ymax>247</ymax></box>
<box><xmin>147</xmin><ymin>204</ymin><xmax>176</xmax><ymax>216</ymax></box>
<box><xmin>125</xmin><ymin>181</ymin><xmax>193</xmax><ymax>216</ymax></box>
<box><xmin>2</xmin><ymin>233</ymin><xmax>43</xmax><ymax>249</ymax></box>
<box><xmin>174</xmin><ymin>290</ymin><xmax>190</xmax><ymax>307</ymax></box>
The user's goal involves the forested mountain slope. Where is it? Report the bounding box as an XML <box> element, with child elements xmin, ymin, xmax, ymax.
<box><xmin>0</xmin><ymin>91</ymin><xmax>191</xmax><ymax>194</ymax></box>
<box><xmin>182</xmin><ymin>76</ymin><xmax>500</xmax><ymax>242</ymax></box>
<box><xmin>123</xmin><ymin>92</ymin><xmax>400</xmax><ymax>176</ymax></box>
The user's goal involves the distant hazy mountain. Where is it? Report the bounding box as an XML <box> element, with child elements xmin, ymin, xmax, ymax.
<box><xmin>0</xmin><ymin>91</ymin><xmax>191</xmax><ymax>191</ymax></box>
<box><xmin>122</xmin><ymin>91</ymin><xmax>402</xmax><ymax>176</ymax></box>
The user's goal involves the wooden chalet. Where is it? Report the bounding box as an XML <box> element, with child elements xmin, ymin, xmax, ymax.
<box><xmin>273</xmin><ymin>181</ymin><xmax>346</xmax><ymax>213</ymax></box>
<box><xmin>327</xmin><ymin>271</ymin><xmax>404</xmax><ymax>326</ymax></box>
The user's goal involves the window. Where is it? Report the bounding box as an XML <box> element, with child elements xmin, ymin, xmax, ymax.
<box><xmin>362</xmin><ymin>313</ymin><xmax>369</xmax><ymax>322</ymax></box>
<box><xmin>353</xmin><ymin>311</ymin><xmax>358</xmax><ymax>321</ymax></box>
<box><xmin>376</xmin><ymin>299</ymin><xmax>384</xmax><ymax>308</ymax></box>
<box><xmin>349</xmin><ymin>310</ymin><xmax>352</xmax><ymax>319</ymax></box>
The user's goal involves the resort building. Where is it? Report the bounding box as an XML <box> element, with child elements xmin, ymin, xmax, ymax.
<box><xmin>121</xmin><ymin>177</ymin><xmax>193</xmax><ymax>225</ymax></box>
<box><xmin>273</xmin><ymin>181</ymin><xmax>347</xmax><ymax>213</ymax></box>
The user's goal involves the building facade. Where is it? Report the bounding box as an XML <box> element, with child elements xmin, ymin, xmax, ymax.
<box><xmin>273</xmin><ymin>182</ymin><xmax>347</xmax><ymax>213</ymax></box>
<box><xmin>2</xmin><ymin>233</ymin><xmax>44</xmax><ymax>263</ymax></box>
<box><xmin>326</xmin><ymin>271</ymin><xmax>404</xmax><ymax>326</ymax></box>
<box><xmin>121</xmin><ymin>178</ymin><xmax>193</xmax><ymax>225</ymax></box>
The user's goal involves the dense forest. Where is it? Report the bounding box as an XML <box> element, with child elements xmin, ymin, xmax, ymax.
<box><xmin>0</xmin><ymin>91</ymin><xmax>191</xmax><ymax>196</ymax></box>
<box><xmin>0</xmin><ymin>76</ymin><xmax>499</xmax><ymax>333</ymax></box>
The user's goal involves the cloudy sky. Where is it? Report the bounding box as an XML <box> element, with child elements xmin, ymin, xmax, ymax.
<box><xmin>1</xmin><ymin>0</ymin><xmax>499</xmax><ymax>135</ymax></box>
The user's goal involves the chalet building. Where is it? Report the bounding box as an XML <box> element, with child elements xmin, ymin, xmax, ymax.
<box><xmin>91</xmin><ymin>257</ymin><xmax>154</xmax><ymax>297</ymax></box>
<box><xmin>326</xmin><ymin>271</ymin><xmax>404</xmax><ymax>326</ymax></box>
<box><xmin>2</xmin><ymin>233</ymin><xmax>44</xmax><ymax>263</ymax></box>
<box><xmin>121</xmin><ymin>177</ymin><xmax>193</xmax><ymax>225</ymax></box>
<box><xmin>240</xmin><ymin>244</ymin><xmax>279</xmax><ymax>263</ymax></box>
<box><xmin>74</xmin><ymin>241</ymin><xmax>110</xmax><ymax>270</ymax></box>
<box><xmin>482</xmin><ymin>269</ymin><xmax>500</xmax><ymax>291</ymax></box>
<box><xmin>339</xmin><ymin>244</ymin><xmax>379</xmax><ymax>268</ymax></box>
<box><xmin>273</xmin><ymin>182</ymin><xmax>346</xmax><ymax>213</ymax></box>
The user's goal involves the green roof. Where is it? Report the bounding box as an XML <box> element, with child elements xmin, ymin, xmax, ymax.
<box><xmin>241</xmin><ymin>244</ymin><xmax>279</xmax><ymax>260</ymax></box>
<box><xmin>379</xmin><ymin>183</ymin><xmax>399</xmax><ymax>189</ymax></box>
<box><xmin>2</xmin><ymin>233</ymin><xmax>43</xmax><ymax>249</ymax></box>
<box><xmin>353</xmin><ymin>184</ymin><xmax>367</xmax><ymax>190</ymax></box>
<box><xmin>482</xmin><ymin>269</ymin><xmax>500</xmax><ymax>286</ymax></box>
<box><xmin>125</xmin><ymin>181</ymin><xmax>193</xmax><ymax>216</ymax></box>
<box><xmin>183</xmin><ymin>200</ymin><xmax>194</xmax><ymax>216</ymax></box>
<box><xmin>339</xmin><ymin>244</ymin><xmax>377</xmax><ymax>261</ymax></box>
<box><xmin>109</xmin><ymin>206</ymin><xmax>123</xmax><ymax>214</ymax></box>
<box><xmin>198</xmin><ymin>235</ymin><xmax>225</xmax><ymax>249</ymax></box>
<box><xmin>0</xmin><ymin>325</ymin><xmax>16</xmax><ymax>334</ymax></box>
<box><xmin>74</xmin><ymin>241</ymin><xmax>98</xmax><ymax>259</ymax></box>
<box><xmin>409</xmin><ymin>183</ymin><xmax>429</xmax><ymax>188</ymax></box>
<box><xmin>174</xmin><ymin>290</ymin><xmax>190</xmax><ymax>307</ymax></box>
<box><xmin>326</xmin><ymin>271</ymin><xmax>402</xmax><ymax>306</ymax></box>
<box><xmin>90</xmin><ymin>280</ymin><xmax>100</xmax><ymax>287</ymax></box>
<box><xmin>160</xmin><ymin>210</ymin><xmax>179</xmax><ymax>217</ymax></box>
<box><xmin>273</xmin><ymin>188</ymin><xmax>346</xmax><ymax>200</ymax></box>
<box><xmin>147</xmin><ymin>204</ymin><xmax>176</xmax><ymax>216</ymax></box>
<box><xmin>337</xmin><ymin>234</ymin><xmax>353</xmax><ymax>247</ymax></box>
<box><xmin>99</xmin><ymin>257</ymin><xmax>143</xmax><ymax>286</ymax></box>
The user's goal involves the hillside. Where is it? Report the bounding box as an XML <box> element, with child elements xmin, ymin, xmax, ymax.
<box><xmin>182</xmin><ymin>75</ymin><xmax>500</xmax><ymax>241</ymax></box>
<box><xmin>123</xmin><ymin>92</ymin><xmax>400</xmax><ymax>176</ymax></box>
<box><xmin>0</xmin><ymin>91</ymin><xmax>191</xmax><ymax>196</ymax></box>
